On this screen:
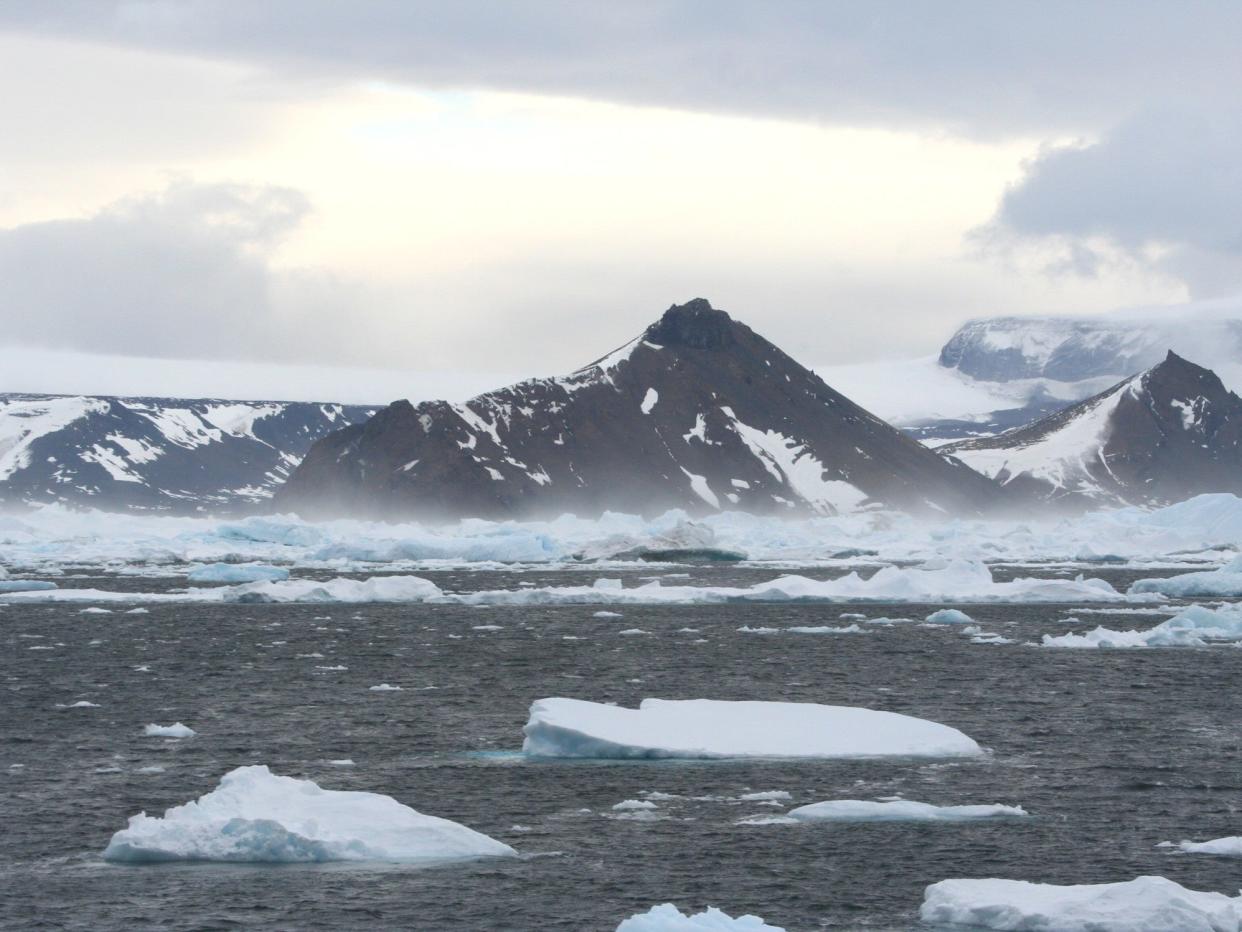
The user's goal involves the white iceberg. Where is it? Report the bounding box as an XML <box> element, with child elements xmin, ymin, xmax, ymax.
<box><xmin>144</xmin><ymin>722</ymin><xmax>196</xmax><ymax>738</ymax></box>
<box><xmin>102</xmin><ymin>765</ymin><xmax>517</xmax><ymax>864</ymax></box>
<box><xmin>222</xmin><ymin>575</ymin><xmax>441</xmax><ymax>603</ymax></box>
<box><xmin>1131</xmin><ymin>555</ymin><xmax>1242</xmax><ymax>598</ymax></box>
<box><xmin>1172</xmin><ymin>836</ymin><xmax>1242</xmax><ymax>857</ymax></box>
<box><xmin>616</xmin><ymin>904</ymin><xmax>785</xmax><ymax>931</ymax></box>
<box><xmin>920</xmin><ymin>876</ymin><xmax>1242</xmax><ymax>931</ymax></box>
<box><xmin>187</xmin><ymin>563</ymin><xmax>290</xmax><ymax>583</ymax></box>
<box><xmin>786</xmin><ymin>799</ymin><xmax>1027</xmax><ymax>822</ymax></box>
<box><xmin>522</xmin><ymin>698</ymin><xmax>981</xmax><ymax>760</ymax></box>
<box><xmin>1043</xmin><ymin>604</ymin><xmax>1242</xmax><ymax>649</ymax></box>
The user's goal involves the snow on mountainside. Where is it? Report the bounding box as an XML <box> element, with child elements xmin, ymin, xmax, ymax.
<box><xmin>0</xmin><ymin>394</ymin><xmax>376</xmax><ymax>513</ymax></box>
<box><xmin>942</xmin><ymin>352</ymin><xmax>1242</xmax><ymax>508</ymax></box>
<box><xmin>276</xmin><ymin>299</ymin><xmax>1011</xmax><ymax>520</ymax></box>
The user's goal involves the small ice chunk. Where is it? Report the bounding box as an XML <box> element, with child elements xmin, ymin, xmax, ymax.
<box><xmin>144</xmin><ymin>722</ymin><xmax>195</xmax><ymax>739</ymax></box>
<box><xmin>327</xmin><ymin>759</ymin><xmax>357</xmax><ymax>767</ymax></box>
<box><xmin>616</xmin><ymin>903</ymin><xmax>785</xmax><ymax>931</ymax></box>
<box><xmin>369</xmin><ymin>684</ymin><xmax>403</xmax><ymax>692</ymax></box>
<box><xmin>102</xmin><ymin>765</ymin><xmax>517</xmax><ymax>864</ymax></box>
<box><xmin>612</xmin><ymin>799</ymin><xmax>658</xmax><ymax>811</ymax></box>
<box><xmin>136</xmin><ymin>766</ymin><xmax>166</xmax><ymax>774</ymax></box>
<box><xmin>788</xmin><ymin>799</ymin><xmax>1027</xmax><ymax>822</ymax></box>
<box><xmin>640</xmin><ymin>388</ymin><xmax>659</xmax><ymax>414</ymax></box>
<box><xmin>737</xmin><ymin>791</ymin><xmax>792</xmax><ymax>802</ymax></box>
<box><xmin>921</xmin><ymin>876</ymin><xmax>1242</xmax><ymax>931</ymax></box>
<box><xmin>618</xmin><ymin>628</ymin><xmax>648</xmax><ymax>636</ymax></box>
<box><xmin>58</xmin><ymin>700</ymin><xmax>100</xmax><ymax>709</ymax></box>
<box><xmin>594</xmin><ymin>611</ymin><xmax>624</xmax><ymax>618</ymax></box>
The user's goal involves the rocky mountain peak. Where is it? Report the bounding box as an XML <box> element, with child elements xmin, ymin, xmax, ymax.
<box><xmin>644</xmin><ymin>298</ymin><xmax>737</xmax><ymax>350</ymax></box>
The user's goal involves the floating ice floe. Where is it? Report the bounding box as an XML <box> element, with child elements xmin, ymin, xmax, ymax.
<box><xmin>1043</xmin><ymin>604</ymin><xmax>1242</xmax><ymax>648</ymax></box>
<box><xmin>1131</xmin><ymin>555</ymin><xmax>1242</xmax><ymax>598</ymax></box>
<box><xmin>920</xmin><ymin>876</ymin><xmax>1242</xmax><ymax>931</ymax></box>
<box><xmin>101</xmin><ymin>764</ymin><xmax>517</xmax><ymax>864</ymax></box>
<box><xmin>522</xmin><ymin>698</ymin><xmax>981</xmax><ymax>760</ymax></box>
<box><xmin>0</xmin><ymin>579</ymin><xmax>57</xmax><ymax>593</ymax></box>
<box><xmin>368</xmin><ymin>684</ymin><xmax>402</xmax><ymax>692</ymax></box>
<box><xmin>784</xmin><ymin>799</ymin><xmax>1027</xmax><ymax>822</ymax></box>
<box><xmin>616</xmin><ymin>904</ymin><xmax>785</xmax><ymax>931</ymax></box>
<box><xmin>143</xmin><ymin>722</ymin><xmax>195</xmax><ymax>738</ymax></box>
<box><xmin>187</xmin><ymin>562</ymin><xmax>290</xmax><ymax>583</ymax></box>
<box><xmin>1169</xmin><ymin>836</ymin><xmax>1242</xmax><ymax>857</ymax></box>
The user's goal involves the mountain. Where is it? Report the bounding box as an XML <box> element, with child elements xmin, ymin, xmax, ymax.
<box><xmin>0</xmin><ymin>394</ymin><xmax>376</xmax><ymax>513</ymax></box>
<box><xmin>275</xmin><ymin>299</ymin><xmax>1010</xmax><ymax>520</ymax></box>
<box><xmin>941</xmin><ymin>352</ymin><xmax>1242</xmax><ymax>508</ymax></box>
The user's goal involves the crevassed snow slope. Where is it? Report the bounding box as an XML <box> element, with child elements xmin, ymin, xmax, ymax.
<box><xmin>103</xmin><ymin>765</ymin><xmax>517</xmax><ymax>863</ymax></box>
<box><xmin>521</xmin><ymin>698</ymin><xmax>982</xmax><ymax>760</ymax></box>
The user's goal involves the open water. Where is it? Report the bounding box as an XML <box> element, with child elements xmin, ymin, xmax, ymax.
<box><xmin>4</xmin><ymin>564</ymin><xmax>1241</xmax><ymax>930</ymax></box>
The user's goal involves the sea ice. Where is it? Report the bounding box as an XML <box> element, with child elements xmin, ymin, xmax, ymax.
<box><xmin>102</xmin><ymin>765</ymin><xmax>517</xmax><ymax>863</ymax></box>
<box><xmin>368</xmin><ymin>684</ymin><xmax>402</xmax><ymax>692</ymax></box>
<box><xmin>522</xmin><ymin>698</ymin><xmax>981</xmax><ymax>760</ymax></box>
<box><xmin>616</xmin><ymin>904</ymin><xmax>785</xmax><ymax>931</ymax></box>
<box><xmin>0</xmin><ymin>579</ymin><xmax>57</xmax><ymax>593</ymax></box>
<box><xmin>143</xmin><ymin>723</ymin><xmax>195</xmax><ymax>738</ymax></box>
<box><xmin>786</xmin><ymin>799</ymin><xmax>1027</xmax><ymax>822</ymax></box>
<box><xmin>1171</xmin><ymin>837</ymin><xmax>1242</xmax><ymax>857</ymax></box>
<box><xmin>1131</xmin><ymin>555</ymin><xmax>1242</xmax><ymax>598</ymax></box>
<box><xmin>926</xmin><ymin>608</ymin><xmax>975</xmax><ymax>624</ymax></box>
<box><xmin>921</xmin><ymin>876</ymin><xmax>1242</xmax><ymax>931</ymax></box>
<box><xmin>1042</xmin><ymin>604</ymin><xmax>1242</xmax><ymax>649</ymax></box>
<box><xmin>187</xmin><ymin>562</ymin><xmax>290</xmax><ymax>583</ymax></box>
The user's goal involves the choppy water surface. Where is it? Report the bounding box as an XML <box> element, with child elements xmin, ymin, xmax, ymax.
<box><xmin>4</xmin><ymin>564</ymin><xmax>1241</xmax><ymax>930</ymax></box>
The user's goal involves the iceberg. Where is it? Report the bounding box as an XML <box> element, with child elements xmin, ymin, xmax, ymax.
<box><xmin>616</xmin><ymin>904</ymin><xmax>785</xmax><ymax>931</ymax></box>
<box><xmin>221</xmin><ymin>575</ymin><xmax>441</xmax><ymax>603</ymax></box>
<box><xmin>786</xmin><ymin>799</ymin><xmax>1027</xmax><ymax>822</ymax></box>
<box><xmin>926</xmin><ymin>608</ymin><xmax>975</xmax><ymax>624</ymax></box>
<box><xmin>187</xmin><ymin>563</ymin><xmax>290</xmax><ymax>583</ymax></box>
<box><xmin>0</xmin><ymin>579</ymin><xmax>57</xmax><ymax>593</ymax></box>
<box><xmin>1043</xmin><ymin>604</ymin><xmax>1242</xmax><ymax>649</ymax></box>
<box><xmin>102</xmin><ymin>765</ymin><xmax>517</xmax><ymax>864</ymax></box>
<box><xmin>522</xmin><ymin>698</ymin><xmax>982</xmax><ymax>760</ymax></box>
<box><xmin>1130</xmin><ymin>555</ymin><xmax>1242</xmax><ymax>598</ymax></box>
<box><xmin>144</xmin><ymin>722</ymin><xmax>195</xmax><ymax>738</ymax></box>
<box><xmin>920</xmin><ymin>876</ymin><xmax>1242</xmax><ymax>931</ymax></box>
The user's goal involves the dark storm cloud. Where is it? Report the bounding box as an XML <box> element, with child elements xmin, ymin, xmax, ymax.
<box><xmin>2</xmin><ymin>1</ymin><xmax>1240</xmax><ymax>137</ymax></box>
<box><xmin>0</xmin><ymin>181</ymin><xmax>362</xmax><ymax>361</ymax></box>
<box><xmin>980</xmin><ymin>108</ymin><xmax>1242</xmax><ymax>296</ymax></box>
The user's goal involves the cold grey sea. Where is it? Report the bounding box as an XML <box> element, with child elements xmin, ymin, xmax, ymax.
<box><xmin>5</xmin><ymin>563</ymin><xmax>1241</xmax><ymax>930</ymax></box>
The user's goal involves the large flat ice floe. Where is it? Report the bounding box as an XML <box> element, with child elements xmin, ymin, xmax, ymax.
<box><xmin>522</xmin><ymin>698</ymin><xmax>982</xmax><ymax>760</ymax></box>
<box><xmin>616</xmin><ymin>904</ymin><xmax>785</xmax><ymax>931</ymax></box>
<box><xmin>102</xmin><ymin>765</ymin><xmax>517</xmax><ymax>864</ymax></box>
<box><xmin>1043</xmin><ymin>604</ymin><xmax>1242</xmax><ymax>649</ymax></box>
<box><xmin>784</xmin><ymin>799</ymin><xmax>1027</xmax><ymax>822</ymax></box>
<box><xmin>1170</xmin><ymin>836</ymin><xmax>1242</xmax><ymax>857</ymax></box>
<box><xmin>921</xmin><ymin>876</ymin><xmax>1242</xmax><ymax>932</ymax></box>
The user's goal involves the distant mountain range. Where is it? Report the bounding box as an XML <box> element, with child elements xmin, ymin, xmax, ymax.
<box><xmin>943</xmin><ymin>352</ymin><xmax>1242</xmax><ymax>508</ymax></box>
<box><xmin>275</xmin><ymin>299</ymin><xmax>1008</xmax><ymax>519</ymax></box>
<box><xmin>0</xmin><ymin>394</ymin><xmax>374</xmax><ymax>513</ymax></box>
<box><xmin>5</xmin><ymin>300</ymin><xmax>1242</xmax><ymax>517</ymax></box>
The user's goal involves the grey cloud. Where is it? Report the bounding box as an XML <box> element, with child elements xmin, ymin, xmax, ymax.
<box><xmin>979</xmin><ymin>108</ymin><xmax>1242</xmax><ymax>296</ymax></box>
<box><xmin>3</xmin><ymin>1</ymin><xmax>1241</xmax><ymax>136</ymax></box>
<box><xmin>0</xmin><ymin>181</ymin><xmax>370</xmax><ymax>362</ymax></box>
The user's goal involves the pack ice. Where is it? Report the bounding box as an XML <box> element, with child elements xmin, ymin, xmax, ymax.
<box><xmin>616</xmin><ymin>903</ymin><xmax>785</xmax><ymax>931</ymax></box>
<box><xmin>102</xmin><ymin>765</ymin><xmax>517</xmax><ymax>864</ymax></box>
<box><xmin>920</xmin><ymin>876</ymin><xmax>1242</xmax><ymax>932</ymax></box>
<box><xmin>522</xmin><ymin>698</ymin><xmax>981</xmax><ymax>760</ymax></box>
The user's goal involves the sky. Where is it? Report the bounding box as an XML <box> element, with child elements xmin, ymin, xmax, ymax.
<box><xmin>2</xmin><ymin>2</ymin><xmax>1239</xmax><ymax>399</ymax></box>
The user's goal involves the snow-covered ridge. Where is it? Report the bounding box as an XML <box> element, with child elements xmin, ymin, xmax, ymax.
<box><xmin>0</xmin><ymin>392</ymin><xmax>375</xmax><ymax>513</ymax></box>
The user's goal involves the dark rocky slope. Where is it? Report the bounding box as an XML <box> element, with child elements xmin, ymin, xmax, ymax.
<box><xmin>276</xmin><ymin>299</ymin><xmax>1009</xmax><ymax>520</ymax></box>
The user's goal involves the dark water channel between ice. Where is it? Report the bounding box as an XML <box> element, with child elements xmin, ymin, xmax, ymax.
<box><xmin>4</xmin><ymin>564</ymin><xmax>1242</xmax><ymax>930</ymax></box>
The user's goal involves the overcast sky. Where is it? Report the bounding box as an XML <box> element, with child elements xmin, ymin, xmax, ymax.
<box><xmin>1</xmin><ymin>1</ymin><xmax>1238</xmax><ymax>393</ymax></box>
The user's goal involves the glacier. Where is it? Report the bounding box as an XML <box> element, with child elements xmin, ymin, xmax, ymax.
<box><xmin>521</xmin><ymin>698</ymin><xmax>982</xmax><ymax>760</ymax></box>
<box><xmin>102</xmin><ymin>765</ymin><xmax>517</xmax><ymax>864</ymax></box>
<box><xmin>921</xmin><ymin>876</ymin><xmax>1242</xmax><ymax>932</ymax></box>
